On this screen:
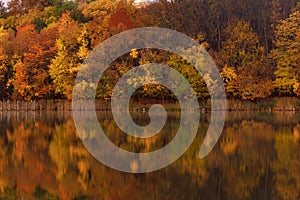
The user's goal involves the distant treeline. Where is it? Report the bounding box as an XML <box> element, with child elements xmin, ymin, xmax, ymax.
<box><xmin>0</xmin><ymin>0</ymin><xmax>299</xmax><ymax>101</ymax></box>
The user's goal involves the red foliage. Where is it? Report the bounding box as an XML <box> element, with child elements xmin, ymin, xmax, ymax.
<box><xmin>14</xmin><ymin>24</ymin><xmax>36</xmax><ymax>55</ymax></box>
<box><xmin>108</xmin><ymin>8</ymin><xmax>136</xmax><ymax>32</ymax></box>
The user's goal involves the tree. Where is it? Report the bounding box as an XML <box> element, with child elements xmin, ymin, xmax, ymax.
<box><xmin>79</xmin><ymin>0</ymin><xmax>116</xmax><ymax>47</ymax></box>
<box><xmin>0</xmin><ymin>27</ymin><xmax>14</xmax><ymax>99</ymax></box>
<box><xmin>221</xmin><ymin>65</ymin><xmax>239</xmax><ymax>97</ymax></box>
<box><xmin>13</xmin><ymin>24</ymin><xmax>36</xmax><ymax>56</ymax></box>
<box><xmin>13</xmin><ymin>26</ymin><xmax>57</xmax><ymax>99</ymax></box>
<box><xmin>108</xmin><ymin>5</ymin><xmax>137</xmax><ymax>34</ymax></box>
<box><xmin>221</xmin><ymin>20</ymin><xmax>273</xmax><ymax>100</ymax></box>
<box><xmin>167</xmin><ymin>34</ymin><xmax>210</xmax><ymax>99</ymax></box>
<box><xmin>0</xmin><ymin>1</ymin><xmax>7</xmax><ymax>18</ymax></box>
<box><xmin>11</xmin><ymin>24</ymin><xmax>36</xmax><ymax>99</ymax></box>
<box><xmin>7</xmin><ymin>0</ymin><xmax>63</xmax><ymax>15</ymax></box>
<box><xmin>49</xmin><ymin>39</ymin><xmax>78</xmax><ymax>99</ymax></box>
<box><xmin>7</xmin><ymin>0</ymin><xmax>23</xmax><ymax>15</ymax></box>
<box><xmin>272</xmin><ymin>7</ymin><xmax>300</xmax><ymax>96</ymax></box>
<box><xmin>49</xmin><ymin>12</ymin><xmax>81</xmax><ymax>99</ymax></box>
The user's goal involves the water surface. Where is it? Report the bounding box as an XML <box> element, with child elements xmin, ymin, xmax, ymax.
<box><xmin>0</xmin><ymin>111</ymin><xmax>299</xmax><ymax>199</ymax></box>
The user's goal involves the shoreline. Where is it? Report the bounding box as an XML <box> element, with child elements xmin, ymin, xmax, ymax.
<box><xmin>0</xmin><ymin>97</ymin><xmax>299</xmax><ymax>112</ymax></box>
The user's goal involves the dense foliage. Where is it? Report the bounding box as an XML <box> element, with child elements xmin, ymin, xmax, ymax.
<box><xmin>0</xmin><ymin>0</ymin><xmax>299</xmax><ymax>100</ymax></box>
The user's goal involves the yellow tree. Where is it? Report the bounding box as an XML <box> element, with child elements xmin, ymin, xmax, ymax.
<box><xmin>79</xmin><ymin>0</ymin><xmax>116</xmax><ymax>47</ymax></box>
<box><xmin>49</xmin><ymin>12</ymin><xmax>81</xmax><ymax>99</ymax></box>
<box><xmin>221</xmin><ymin>65</ymin><xmax>239</xmax><ymax>97</ymax></box>
<box><xmin>272</xmin><ymin>6</ymin><xmax>300</xmax><ymax>96</ymax></box>
<box><xmin>221</xmin><ymin>20</ymin><xmax>273</xmax><ymax>100</ymax></box>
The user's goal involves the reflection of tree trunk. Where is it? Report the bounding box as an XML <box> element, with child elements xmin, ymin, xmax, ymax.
<box><xmin>264</xmin><ymin>163</ymin><xmax>270</xmax><ymax>199</ymax></box>
<box><xmin>293</xmin><ymin>125</ymin><xmax>300</xmax><ymax>142</ymax></box>
<box><xmin>218</xmin><ymin>170</ymin><xmax>222</xmax><ymax>199</ymax></box>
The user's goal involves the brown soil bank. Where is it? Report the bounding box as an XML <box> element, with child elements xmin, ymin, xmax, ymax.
<box><xmin>0</xmin><ymin>97</ymin><xmax>299</xmax><ymax>111</ymax></box>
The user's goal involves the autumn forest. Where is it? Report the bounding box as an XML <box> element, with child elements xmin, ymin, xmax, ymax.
<box><xmin>1</xmin><ymin>1</ymin><xmax>300</xmax><ymax>199</ymax></box>
<box><xmin>0</xmin><ymin>0</ymin><xmax>299</xmax><ymax>101</ymax></box>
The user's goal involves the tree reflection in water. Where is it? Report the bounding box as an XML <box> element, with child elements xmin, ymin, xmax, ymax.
<box><xmin>0</xmin><ymin>111</ymin><xmax>299</xmax><ymax>199</ymax></box>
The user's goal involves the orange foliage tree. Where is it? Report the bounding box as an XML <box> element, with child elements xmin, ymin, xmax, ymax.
<box><xmin>13</xmin><ymin>25</ymin><xmax>57</xmax><ymax>100</ymax></box>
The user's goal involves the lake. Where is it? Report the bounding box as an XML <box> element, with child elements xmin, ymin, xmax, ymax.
<box><xmin>0</xmin><ymin>110</ymin><xmax>299</xmax><ymax>199</ymax></box>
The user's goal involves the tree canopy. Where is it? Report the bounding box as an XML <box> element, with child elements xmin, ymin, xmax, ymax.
<box><xmin>0</xmin><ymin>0</ymin><xmax>298</xmax><ymax>100</ymax></box>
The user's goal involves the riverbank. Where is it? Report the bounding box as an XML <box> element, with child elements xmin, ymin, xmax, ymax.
<box><xmin>0</xmin><ymin>97</ymin><xmax>299</xmax><ymax>111</ymax></box>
